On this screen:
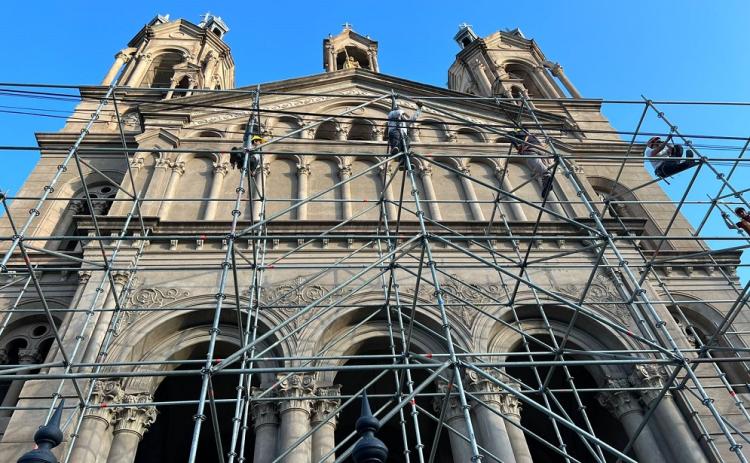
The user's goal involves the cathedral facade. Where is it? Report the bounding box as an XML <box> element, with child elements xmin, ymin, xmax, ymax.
<box><xmin>0</xmin><ymin>14</ymin><xmax>746</xmax><ymax>463</ymax></box>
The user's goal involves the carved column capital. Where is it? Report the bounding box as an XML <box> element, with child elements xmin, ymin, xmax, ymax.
<box><xmin>597</xmin><ymin>377</ymin><xmax>641</xmax><ymax>419</ymax></box>
<box><xmin>419</xmin><ymin>164</ymin><xmax>433</xmax><ymax>178</ymax></box>
<box><xmin>69</xmin><ymin>200</ymin><xmax>86</xmax><ymax>215</ymax></box>
<box><xmin>459</xmin><ymin>165</ymin><xmax>471</xmax><ymax>175</ymax></box>
<box><xmin>262</xmin><ymin>163</ymin><xmax>271</xmax><ymax>176</ymax></box>
<box><xmin>136</xmin><ymin>52</ymin><xmax>153</xmax><ymax>63</ymax></box>
<box><xmin>251</xmin><ymin>391</ymin><xmax>280</xmax><ymax>428</ymax></box>
<box><xmin>494</xmin><ymin>167</ymin><xmax>506</xmax><ymax>180</ymax></box>
<box><xmin>112</xmin><ymin>271</ymin><xmax>131</xmax><ymax>287</ymax></box>
<box><xmin>297</xmin><ymin>164</ymin><xmax>311</xmax><ymax>176</ymax></box>
<box><xmin>433</xmin><ymin>379</ymin><xmax>470</xmax><ymax>421</ymax></box>
<box><xmin>0</xmin><ymin>349</ymin><xmax>8</xmax><ymax>365</ymax></box>
<box><xmin>213</xmin><ymin>161</ymin><xmax>230</xmax><ymax>177</ymax></box>
<box><xmin>17</xmin><ymin>349</ymin><xmax>41</xmax><ymax>365</ymax></box>
<box><xmin>113</xmin><ymin>393</ymin><xmax>157</xmax><ymax>437</ymax></box>
<box><xmin>129</xmin><ymin>156</ymin><xmax>145</xmax><ymax>170</ymax></box>
<box><xmin>115</xmin><ymin>51</ymin><xmax>133</xmax><ymax>63</ymax></box>
<box><xmin>277</xmin><ymin>373</ymin><xmax>315</xmax><ymax>414</ymax></box>
<box><xmin>312</xmin><ymin>385</ymin><xmax>341</xmax><ymax>427</ymax></box>
<box><xmin>86</xmin><ymin>379</ymin><xmax>125</xmax><ymax>425</ymax></box>
<box><xmin>338</xmin><ymin>164</ymin><xmax>352</xmax><ymax>179</ymax></box>
<box><xmin>78</xmin><ymin>270</ymin><xmax>93</xmax><ymax>285</ymax></box>
<box><xmin>168</xmin><ymin>160</ymin><xmax>186</xmax><ymax>176</ymax></box>
<box><xmin>629</xmin><ymin>365</ymin><xmax>669</xmax><ymax>405</ymax></box>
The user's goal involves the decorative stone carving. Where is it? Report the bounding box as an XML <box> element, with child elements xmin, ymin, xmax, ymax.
<box><xmin>213</xmin><ymin>161</ymin><xmax>230</xmax><ymax>177</ymax></box>
<box><xmin>465</xmin><ymin>371</ymin><xmax>522</xmax><ymax>416</ymax></box>
<box><xmin>86</xmin><ymin>379</ymin><xmax>125</xmax><ymax>424</ymax></box>
<box><xmin>257</xmin><ymin>275</ymin><xmax>504</xmax><ymax>329</ymax></box>
<box><xmin>596</xmin><ymin>377</ymin><xmax>641</xmax><ymax>419</ymax></box>
<box><xmin>433</xmin><ymin>379</ymin><xmax>469</xmax><ymax>420</ymax></box>
<box><xmin>277</xmin><ymin>373</ymin><xmax>316</xmax><ymax>414</ymax></box>
<box><xmin>113</xmin><ymin>393</ymin><xmax>157</xmax><ymax>437</ymax></box>
<box><xmin>251</xmin><ymin>388</ymin><xmax>280</xmax><ymax>428</ymax></box>
<box><xmin>553</xmin><ymin>270</ymin><xmax>631</xmax><ymax>324</ymax></box>
<box><xmin>112</xmin><ymin>287</ymin><xmax>191</xmax><ymax>336</ymax></box>
<box><xmin>312</xmin><ymin>385</ymin><xmax>341</xmax><ymax>427</ymax></box>
<box><xmin>629</xmin><ymin>365</ymin><xmax>669</xmax><ymax>405</ymax></box>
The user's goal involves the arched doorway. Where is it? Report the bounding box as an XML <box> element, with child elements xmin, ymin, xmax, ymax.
<box><xmin>506</xmin><ymin>334</ymin><xmax>633</xmax><ymax>462</ymax></box>
<box><xmin>134</xmin><ymin>340</ymin><xmax>259</xmax><ymax>463</ymax></box>
<box><xmin>332</xmin><ymin>340</ymin><xmax>451</xmax><ymax>462</ymax></box>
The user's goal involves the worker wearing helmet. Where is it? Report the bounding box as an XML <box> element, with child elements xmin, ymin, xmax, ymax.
<box><xmin>644</xmin><ymin>136</ymin><xmax>696</xmax><ymax>178</ymax></box>
<box><xmin>230</xmin><ymin>135</ymin><xmax>265</xmax><ymax>173</ymax></box>
<box><xmin>507</xmin><ymin>130</ymin><xmax>554</xmax><ymax>198</ymax></box>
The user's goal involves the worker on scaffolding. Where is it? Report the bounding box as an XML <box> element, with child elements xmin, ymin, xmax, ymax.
<box><xmin>387</xmin><ymin>99</ymin><xmax>423</xmax><ymax>169</ymax></box>
<box><xmin>507</xmin><ymin>130</ymin><xmax>554</xmax><ymax>198</ymax></box>
<box><xmin>644</xmin><ymin>136</ymin><xmax>697</xmax><ymax>179</ymax></box>
<box><xmin>230</xmin><ymin>135</ymin><xmax>264</xmax><ymax>174</ymax></box>
<box><xmin>722</xmin><ymin>207</ymin><xmax>750</xmax><ymax>236</ymax></box>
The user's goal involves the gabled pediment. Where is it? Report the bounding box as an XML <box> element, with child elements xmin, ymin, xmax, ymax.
<box><xmin>137</xmin><ymin>68</ymin><xmax>571</xmax><ymax>138</ymax></box>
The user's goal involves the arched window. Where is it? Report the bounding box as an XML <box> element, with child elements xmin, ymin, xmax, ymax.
<box><xmin>668</xmin><ymin>305</ymin><xmax>749</xmax><ymax>393</ymax></box>
<box><xmin>56</xmin><ymin>184</ymin><xmax>118</xmax><ymax>252</ymax></box>
<box><xmin>347</xmin><ymin>120</ymin><xmax>374</xmax><ymax>141</ymax></box>
<box><xmin>172</xmin><ymin>76</ymin><xmax>191</xmax><ymax>98</ymax></box>
<box><xmin>335</xmin><ymin>47</ymin><xmax>370</xmax><ymax>70</ymax></box>
<box><xmin>143</xmin><ymin>52</ymin><xmax>183</xmax><ymax>89</ymax></box>
<box><xmin>0</xmin><ymin>315</ymin><xmax>59</xmax><ymax>437</ymax></box>
<box><xmin>315</xmin><ymin>121</ymin><xmax>338</xmax><ymax>140</ymax></box>
<box><xmin>505</xmin><ymin>64</ymin><xmax>544</xmax><ymax>99</ymax></box>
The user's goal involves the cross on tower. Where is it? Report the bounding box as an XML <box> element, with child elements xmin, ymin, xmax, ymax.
<box><xmin>459</xmin><ymin>22</ymin><xmax>472</xmax><ymax>29</ymax></box>
<box><xmin>201</xmin><ymin>12</ymin><xmax>212</xmax><ymax>24</ymax></box>
<box><xmin>342</xmin><ymin>22</ymin><xmax>353</xmax><ymax>31</ymax></box>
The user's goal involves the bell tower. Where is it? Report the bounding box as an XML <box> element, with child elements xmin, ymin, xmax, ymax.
<box><xmin>102</xmin><ymin>13</ymin><xmax>235</xmax><ymax>98</ymax></box>
<box><xmin>448</xmin><ymin>24</ymin><xmax>582</xmax><ymax>100</ymax></box>
<box><xmin>323</xmin><ymin>23</ymin><xmax>379</xmax><ymax>72</ymax></box>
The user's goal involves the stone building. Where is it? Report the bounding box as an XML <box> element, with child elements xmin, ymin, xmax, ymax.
<box><xmin>0</xmin><ymin>14</ymin><xmax>747</xmax><ymax>463</ymax></box>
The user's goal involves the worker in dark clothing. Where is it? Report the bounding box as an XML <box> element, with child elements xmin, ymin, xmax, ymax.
<box><xmin>644</xmin><ymin>136</ymin><xmax>697</xmax><ymax>178</ymax></box>
<box><xmin>722</xmin><ymin>207</ymin><xmax>750</xmax><ymax>236</ymax></box>
<box><xmin>230</xmin><ymin>135</ymin><xmax>264</xmax><ymax>174</ymax></box>
<box><xmin>387</xmin><ymin>101</ymin><xmax>423</xmax><ymax>169</ymax></box>
<box><xmin>507</xmin><ymin>130</ymin><xmax>554</xmax><ymax>198</ymax></box>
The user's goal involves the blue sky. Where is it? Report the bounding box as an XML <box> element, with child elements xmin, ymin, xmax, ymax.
<box><xmin>1</xmin><ymin>1</ymin><xmax>749</xmax><ymax>281</ymax></box>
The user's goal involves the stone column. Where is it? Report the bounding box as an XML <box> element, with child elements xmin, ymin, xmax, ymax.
<box><xmin>465</xmin><ymin>371</ymin><xmax>517</xmax><ymax>463</ymax></box>
<box><xmin>495</xmin><ymin>167</ymin><xmax>527</xmax><ymax>221</ymax></box>
<box><xmin>70</xmin><ymin>380</ymin><xmax>124</xmax><ymax>463</ymax></box>
<box><xmin>109</xmin><ymin>156</ymin><xmax>146</xmax><ymax>216</ymax></box>
<box><xmin>459</xmin><ymin>165</ymin><xmax>485</xmax><ymax>221</ymax></box>
<box><xmin>311</xmin><ymin>386</ymin><xmax>340</xmax><ymax>463</ymax></box>
<box><xmin>156</xmin><ymin>160</ymin><xmax>186</xmax><ymax>218</ymax></box>
<box><xmin>251</xmin><ymin>389</ymin><xmax>280</xmax><ymax>463</ymax></box>
<box><xmin>419</xmin><ymin>165</ymin><xmax>442</xmax><ymax>221</ymax></box>
<box><xmin>339</xmin><ymin>164</ymin><xmax>353</xmax><ymax>220</ymax></box>
<box><xmin>102</xmin><ymin>51</ymin><xmax>132</xmax><ymax>85</ymax></box>
<box><xmin>48</xmin><ymin>270</ymin><xmax>91</xmax><ymax>364</ymax></box>
<box><xmin>499</xmin><ymin>390</ymin><xmax>532</xmax><ymax>463</ymax></box>
<box><xmin>296</xmin><ymin>163</ymin><xmax>311</xmax><ymax>220</ymax></box>
<box><xmin>277</xmin><ymin>374</ymin><xmax>315</xmax><ymax>463</ymax></box>
<box><xmin>597</xmin><ymin>378</ymin><xmax>668</xmax><ymax>463</ymax></box>
<box><xmin>128</xmin><ymin>53</ymin><xmax>153</xmax><ymax>87</ymax></box>
<box><xmin>140</xmin><ymin>156</ymin><xmax>169</xmax><ymax>216</ymax></box>
<box><xmin>434</xmin><ymin>380</ymin><xmax>474</xmax><ymax>463</ymax></box>
<box><xmin>203</xmin><ymin>161</ymin><xmax>229</xmax><ymax>220</ymax></box>
<box><xmin>106</xmin><ymin>393</ymin><xmax>157</xmax><ymax>463</ymax></box>
<box><xmin>630</xmin><ymin>366</ymin><xmax>708</xmax><ymax>463</ymax></box>
<box><xmin>252</xmin><ymin>163</ymin><xmax>270</xmax><ymax>222</ymax></box>
<box><xmin>547</xmin><ymin>63</ymin><xmax>582</xmax><ymax>99</ymax></box>
<box><xmin>81</xmin><ymin>271</ymin><xmax>130</xmax><ymax>366</ymax></box>
<box><xmin>380</xmin><ymin>166</ymin><xmax>399</xmax><ymax>222</ymax></box>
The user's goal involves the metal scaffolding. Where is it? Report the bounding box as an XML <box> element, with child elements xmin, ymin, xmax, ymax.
<box><xmin>0</xmin><ymin>76</ymin><xmax>749</xmax><ymax>463</ymax></box>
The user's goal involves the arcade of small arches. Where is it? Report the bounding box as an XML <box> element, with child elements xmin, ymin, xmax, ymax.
<box><xmin>50</xmin><ymin>297</ymin><xmax>729</xmax><ymax>463</ymax></box>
